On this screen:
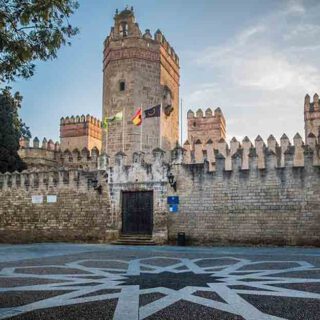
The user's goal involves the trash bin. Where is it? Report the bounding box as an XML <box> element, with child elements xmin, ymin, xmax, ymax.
<box><xmin>177</xmin><ymin>232</ymin><xmax>186</xmax><ymax>246</ymax></box>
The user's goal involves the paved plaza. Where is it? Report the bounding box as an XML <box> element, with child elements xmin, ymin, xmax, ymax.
<box><xmin>0</xmin><ymin>244</ymin><xmax>320</xmax><ymax>319</ymax></box>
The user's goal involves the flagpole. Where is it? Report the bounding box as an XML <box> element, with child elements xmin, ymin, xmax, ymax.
<box><xmin>180</xmin><ymin>98</ymin><xmax>183</xmax><ymax>146</ymax></box>
<box><xmin>140</xmin><ymin>104</ymin><xmax>143</xmax><ymax>152</ymax></box>
<box><xmin>160</xmin><ymin>103</ymin><xmax>162</xmax><ymax>149</ymax></box>
<box><xmin>105</xmin><ymin>116</ymin><xmax>108</xmax><ymax>154</ymax></box>
<box><xmin>122</xmin><ymin>107</ymin><xmax>125</xmax><ymax>153</ymax></box>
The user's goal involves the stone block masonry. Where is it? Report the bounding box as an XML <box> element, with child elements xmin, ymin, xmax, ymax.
<box><xmin>60</xmin><ymin>114</ymin><xmax>102</xmax><ymax>152</ymax></box>
<box><xmin>169</xmin><ymin>159</ymin><xmax>320</xmax><ymax>246</ymax></box>
<box><xmin>18</xmin><ymin>136</ymin><xmax>100</xmax><ymax>171</ymax></box>
<box><xmin>0</xmin><ymin>134</ymin><xmax>320</xmax><ymax>246</ymax></box>
<box><xmin>187</xmin><ymin>108</ymin><xmax>226</xmax><ymax>149</ymax></box>
<box><xmin>5</xmin><ymin>7</ymin><xmax>319</xmax><ymax>246</ymax></box>
<box><xmin>0</xmin><ymin>170</ymin><xmax>114</xmax><ymax>243</ymax></box>
<box><xmin>102</xmin><ymin>8</ymin><xmax>180</xmax><ymax>162</ymax></box>
<box><xmin>305</xmin><ymin>93</ymin><xmax>320</xmax><ymax>141</ymax></box>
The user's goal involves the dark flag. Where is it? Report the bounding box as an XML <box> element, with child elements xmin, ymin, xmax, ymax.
<box><xmin>144</xmin><ymin>104</ymin><xmax>161</xmax><ymax>118</ymax></box>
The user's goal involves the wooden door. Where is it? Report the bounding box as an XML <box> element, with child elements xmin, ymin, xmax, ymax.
<box><xmin>122</xmin><ymin>191</ymin><xmax>153</xmax><ymax>234</ymax></box>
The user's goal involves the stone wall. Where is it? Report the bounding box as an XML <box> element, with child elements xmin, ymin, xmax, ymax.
<box><xmin>108</xmin><ymin>150</ymin><xmax>169</xmax><ymax>243</ymax></box>
<box><xmin>1</xmin><ymin>134</ymin><xmax>320</xmax><ymax>246</ymax></box>
<box><xmin>0</xmin><ymin>170</ymin><xmax>114</xmax><ymax>243</ymax></box>
<box><xmin>168</xmin><ymin>134</ymin><xmax>320</xmax><ymax>245</ymax></box>
<box><xmin>102</xmin><ymin>8</ymin><xmax>180</xmax><ymax>162</ymax></box>
<box><xmin>60</xmin><ymin>115</ymin><xmax>102</xmax><ymax>152</ymax></box>
<box><xmin>169</xmin><ymin>154</ymin><xmax>320</xmax><ymax>246</ymax></box>
<box><xmin>304</xmin><ymin>93</ymin><xmax>320</xmax><ymax>141</ymax></box>
<box><xmin>19</xmin><ymin>137</ymin><xmax>100</xmax><ymax>171</ymax></box>
<box><xmin>187</xmin><ymin>108</ymin><xmax>226</xmax><ymax>149</ymax></box>
<box><xmin>158</xmin><ymin>31</ymin><xmax>180</xmax><ymax>151</ymax></box>
<box><xmin>105</xmin><ymin>135</ymin><xmax>320</xmax><ymax>246</ymax></box>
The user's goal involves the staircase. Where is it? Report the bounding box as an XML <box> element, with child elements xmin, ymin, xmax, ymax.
<box><xmin>111</xmin><ymin>234</ymin><xmax>156</xmax><ymax>246</ymax></box>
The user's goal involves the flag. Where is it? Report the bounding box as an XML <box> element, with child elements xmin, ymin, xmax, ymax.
<box><xmin>114</xmin><ymin>111</ymin><xmax>123</xmax><ymax>121</ymax></box>
<box><xmin>144</xmin><ymin>104</ymin><xmax>161</xmax><ymax>118</ymax></box>
<box><xmin>103</xmin><ymin>111</ymin><xmax>123</xmax><ymax>128</ymax></box>
<box><xmin>132</xmin><ymin>108</ymin><xmax>142</xmax><ymax>126</ymax></box>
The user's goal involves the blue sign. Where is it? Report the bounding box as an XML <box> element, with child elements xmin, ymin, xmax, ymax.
<box><xmin>169</xmin><ymin>204</ymin><xmax>179</xmax><ymax>213</ymax></box>
<box><xmin>167</xmin><ymin>196</ymin><xmax>179</xmax><ymax>204</ymax></box>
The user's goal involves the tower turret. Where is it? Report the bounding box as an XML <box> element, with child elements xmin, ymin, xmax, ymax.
<box><xmin>304</xmin><ymin>93</ymin><xmax>320</xmax><ymax>142</ymax></box>
<box><xmin>60</xmin><ymin>115</ymin><xmax>102</xmax><ymax>152</ymax></box>
<box><xmin>187</xmin><ymin>107</ymin><xmax>226</xmax><ymax>149</ymax></box>
<box><xmin>102</xmin><ymin>7</ymin><xmax>180</xmax><ymax>160</ymax></box>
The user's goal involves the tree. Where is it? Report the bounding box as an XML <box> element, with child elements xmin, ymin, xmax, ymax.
<box><xmin>0</xmin><ymin>0</ymin><xmax>79</xmax><ymax>82</ymax></box>
<box><xmin>0</xmin><ymin>87</ymin><xmax>31</xmax><ymax>173</ymax></box>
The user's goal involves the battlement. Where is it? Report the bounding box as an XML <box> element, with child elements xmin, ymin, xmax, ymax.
<box><xmin>60</xmin><ymin>114</ymin><xmax>102</xmax><ymax>127</ymax></box>
<box><xmin>304</xmin><ymin>93</ymin><xmax>319</xmax><ymax>113</ymax></box>
<box><xmin>18</xmin><ymin>137</ymin><xmax>100</xmax><ymax>171</ymax></box>
<box><xmin>96</xmin><ymin>132</ymin><xmax>319</xmax><ymax>172</ymax></box>
<box><xmin>15</xmin><ymin>122</ymin><xmax>319</xmax><ymax>179</ymax></box>
<box><xmin>60</xmin><ymin>147</ymin><xmax>99</xmax><ymax>170</ymax></box>
<box><xmin>181</xmin><ymin>133</ymin><xmax>319</xmax><ymax>170</ymax></box>
<box><xmin>60</xmin><ymin>114</ymin><xmax>102</xmax><ymax>153</ymax></box>
<box><xmin>105</xmin><ymin>7</ymin><xmax>179</xmax><ymax>67</ymax></box>
<box><xmin>304</xmin><ymin>93</ymin><xmax>320</xmax><ymax>141</ymax></box>
<box><xmin>0</xmin><ymin>168</ymin><xmax>97</xmax><ymax>192</ymax></box>
<box><xmin>187</xmin><ymin>107</ymin><xmax>226</xmax><ymax>148</ymax></box>
<box><xmin>4</xmin><ymin>134</ymin><xmax>316</xmax><ymax>193</ymax></box>
<box><xmin>154</xmin><ymin>29</ymin><xmax>179</xmax><ymax>66</ymax></box>
<box><xmin>19</xmin><ymin>137</ymin><xmax>60</xmax><ymax>151</ymax></box>
<box><xmin>187</xmin><ymin>107</ymin><xmax>225</xmax><ymax>119</ymax></box>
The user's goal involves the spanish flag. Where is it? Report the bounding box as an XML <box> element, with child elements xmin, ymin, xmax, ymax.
<box><xmin>132</xmin><ymin>108</ymin><xmax>142</xmax><ymax>126</ymax></box>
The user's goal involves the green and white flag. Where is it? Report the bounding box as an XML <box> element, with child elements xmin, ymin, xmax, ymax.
<box><xmin>103</xmin><ymin>111</ymin><xmax>123</xmax><ymax>129</ymax></box>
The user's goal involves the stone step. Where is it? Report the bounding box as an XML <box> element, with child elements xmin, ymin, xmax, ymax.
<box><xmin>111</xmin><ymin>240</ymin><xmax>156</xmax><ymax>246</ymax></box>
<box><xmin>111</xmin><ymin>235</ymin><xmax>156</xmax><ymax>246</ymax></box>
<box><xmin>119</xmin><ymin>234</ymin><xmax>152</xmax><ymax>240</ymax></box>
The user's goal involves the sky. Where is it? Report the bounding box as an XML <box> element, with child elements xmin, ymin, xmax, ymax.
<box><xmin>8</xmin><ymin>0</ymin><xmax>320</xmax><ymax>144</ymax></box>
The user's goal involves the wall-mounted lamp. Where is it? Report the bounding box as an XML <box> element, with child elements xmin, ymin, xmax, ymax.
<box><xmin>167</xmin><ymin>172</ymin><xmax>177</xmax><ymax>192</ymax></box>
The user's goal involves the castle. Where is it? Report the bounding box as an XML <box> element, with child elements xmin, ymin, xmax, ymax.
<box><xmin>1</xmin><ymin>8</ymin><xmax>320</xmax><ymax>246</ymax></box>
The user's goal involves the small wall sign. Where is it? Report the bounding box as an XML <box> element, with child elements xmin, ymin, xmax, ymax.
<box><xmin>31</xmin><ymin>195</ymin><xmax>43</xmax><ymax>204</ymax></box>
<box><xmin>167</xmin><ymin>196</ymin><xmax>179</xmax><ymax>204</ymax></box>
<box><xmin>169</xmin><ymin>204</ymin><xmax>179</xmax><ymax>213</ymax></box>
<box><xmin>47</xmin><ymin>195</ymin><xmax>57</xmax><ymax>203</ymax></box>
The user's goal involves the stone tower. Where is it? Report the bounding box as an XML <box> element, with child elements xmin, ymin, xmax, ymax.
<box><xmin>304</xmin><ymin>93</ymin><xmax>320</xmax><ymax>142</ymax></box>
<box><xmin>102</xmin><ymin>7</ymin><xmax>180</xmax><ymax>160</ymax></box>
<box><xmin>60</xmin><ymin>115</ymin><xmax>102</xmax><ymax>152</ymax></box>
<box><xmin>187</xmin><ymin>107</ymin><xmax>226</xmax><ymax>148</ymax></box>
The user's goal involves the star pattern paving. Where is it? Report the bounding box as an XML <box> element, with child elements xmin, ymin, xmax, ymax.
<box><xmin>0</xmin><ymin>256</ymin><xmax>320</xmax><ymax>319</ymax></box>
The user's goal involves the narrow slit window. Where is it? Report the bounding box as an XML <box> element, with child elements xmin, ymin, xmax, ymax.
<box><xmin>120</xmin><ymin>81</ymin><xmax>125</xmax><ymax>91</ymax></box>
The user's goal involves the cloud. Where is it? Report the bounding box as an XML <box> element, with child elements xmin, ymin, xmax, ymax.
<box><xmin>185</xmin><ymin>0</ymin><xmax>320</xmax><ymax>142</ymax></box>
<box><xmin>285</xmin><ymin>0</ymin><xmax>306</xmax><ymax>15</ymax></box>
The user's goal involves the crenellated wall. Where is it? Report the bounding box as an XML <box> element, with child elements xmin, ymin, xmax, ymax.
<box><xmin>60</xmin><ymin>114</ymin><xmax>102</xmax><ymax>153</ymax></box>
<box><xmin>0</xmin><ymin>169</ymin><xmax>113</xmax><ymax>243</ymax></box>
<box><xmin>304</xmin><ymin>93</ymin><xmax>320</xmax><ymax>141</ymax></box>
<box><xmin>187</xmin><ymin>107</ymin><xmax>226</xmax><ymax>149</ymax></box>
<box><xmin>19</xmin><ymin>137</ymin><xmax>100</xmax><ymax>171</ymax></box>
<box><xmin>183</xmin><ymin>133</ymin><xmax>320</xmax><ymax>170</ymax></box>
<box><xmin>2</xmin><ymin>133</ymin><xmax>320</xmax><ymax>245</ymax></box>
<box><xmin>168</xmin><ymin>141</ymin><xmax>320</xmax><ymax>246</ymax></box>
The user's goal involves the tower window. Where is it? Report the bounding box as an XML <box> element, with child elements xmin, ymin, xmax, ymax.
<box><xmin>119</xmin><ymin>22</ymin><xmax>128</xmax><ymax>37</ymax></box>
<box><xmin>119</xmin><ymin>81</ymin><xmax>125</xmax><ymax>91</ymax></box>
